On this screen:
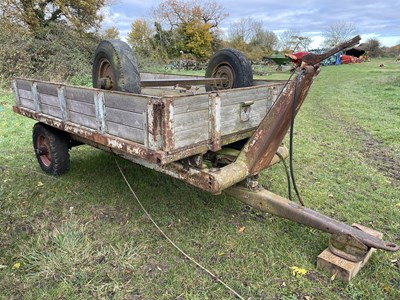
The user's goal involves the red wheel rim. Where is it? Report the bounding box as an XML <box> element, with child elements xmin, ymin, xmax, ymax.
<box><xmin>37</xmin><ymin>135</ymin><xmax>51</xmax><ymax>167</ymax></box>
<box><xmin>97</xmin><ymin>58</ymin><xmax>115</xmax><ymax>90</ymax></box>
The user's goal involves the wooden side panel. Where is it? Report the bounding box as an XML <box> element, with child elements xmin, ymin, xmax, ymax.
<box><xmin>18</xmin><ymin>89</ymin><xmax>33</xmax><ymax>100</ymax></box>
<box><xmin>65</xmin><ymin>86</ymin><xmax>94</xmax><ymax>103</ymax></box>
<box><xmin>174</xmin><ymin>93</ymin><xmax>210</xmax><ymax>114</ymax></box>
<box><xmin>69</xmin><ymin>111</ymin><xmax>97</xmax><ymax>129</ymax></box>
<box><xmin>19</xmin><ymin>97</ymin><xmax>35</xmax><ymax>110</ymax></box>
<box><xmin>104</xmin><ymin>93</ymin><xmax>147</xmax><ymax>144</ymax></box>
<box><xmin>37</xmin><ymin>82</ymin><xmax>59</xmax><ymax>97</ymax></box>
<box><xmin>15</xmin><ymin>79</ymin><xmax>32</xmax><ymax>91</ymax></box>
<box><xmin>173</xmin><ymin>94</ymin><xmax>210</xmax><ymax>149</ymax></box>
<box><xmin>105</xmin><ymin>93</ymin><xmax>147</xmax><ymax>113</ymax></box>
<box><xmin>219</xmin><ymin>85</ymin><xmax>282</xmax><ymax>136</ymax></box>
<box><xmin>41</xmin><ymin>104</ymin><xmax>62</xmax><ymax>118</ymax></box>
<box><xmin>68</xmin><ymin>99</ymin><xmax>96</xmax><ymax>116</ymax></box>
<box><xmin>38</xmin><ymin>93</ymin><xmax>62</xmax><ymax>118</ymax></box>
<box><xmin>107</xmin><ymin>121</ymin><xmax>145</xmax><ymax>143</ymax></box>
<box><xmin>62</xmin><ymin>86</ymin><xmax>97</xmax><ymax>129</ymax></box>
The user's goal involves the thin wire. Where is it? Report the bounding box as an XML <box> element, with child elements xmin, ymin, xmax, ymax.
<box><xmin>115</xmin><ymin>160</ymin><xmax>245</xmax><ymax>300</ymax></box>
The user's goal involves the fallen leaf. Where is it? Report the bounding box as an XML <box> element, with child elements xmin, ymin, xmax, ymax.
<box><xmin>290</xmin><ymin>266</ymin><xmax>307</xmax><ymax>277</ymax></box>
<box><xmin>12</xmin><ymin>262</ymin><xmax>21</xmax><ymax>269</ymax></box>
<box><xmin>396</xmin><ymin>203</ymin><xmax>400</xmax><ymax>208</ymax></box>
<box><xmin>330</xmin><ymin>271</ymin><xmax>337</xmax><ymax>281</ymax></box>
<box><xmin>238</xmin><ymin>226</ymin><xmax>245</xmax><ymax>233</ymax></box>
<box><xmin>37</xmin><ymin>181</ymin><xmax>44</xmax><ymax>187</ymax></box>
<box><xmin>218</xmin><ymin>251</ymin><xmax>225</xmax><ymax>256</ymax></box>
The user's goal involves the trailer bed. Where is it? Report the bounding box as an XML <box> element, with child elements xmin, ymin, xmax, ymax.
<box><xmin>12</xmin><ymin>74</ymin><xmax>286</xmax><ymax>166</ymax></box>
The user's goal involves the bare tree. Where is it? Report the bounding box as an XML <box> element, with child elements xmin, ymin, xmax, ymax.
<box><xmin>152</xmin><ymin>0</ymin><xmax>227</xmax><ymax>31</ymax></box>
<box><xmin>278</xmin><ymin>30</ymin><xmax>299</xmax><ymax>51</ymax></box>
<box><xmin>323</xmin><ymin>21</ymin><xmax>358</xmax><ymax>47</ymax></box>
<box><xmin>228</xmin><ymin>17</ymin><xmax>258</xmax><ymax>44</ymax></box>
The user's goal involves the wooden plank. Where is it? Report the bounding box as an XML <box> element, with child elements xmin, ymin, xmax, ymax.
<box><xmin>31</xmin><ymin>82</ymin><xmax>40</xmax><ymax>112</ymax></box>
<box><xmin>106</xmin><ymin>107</ymin><xmax>144</xmax><ymax>130</ymax></box>
<box><xmin>208</xmin><ymin>94</ymin><xmax>221</xmax><ymax>151</ymax></box>
<box><xmin>58</xmin><ymin>86</ymin><xmax>69</xmax><ymax>121</ymax></box>
<box><xmin>140</xmin><ymin>72</ymin><xmax>203</xmax><ymax>80</ymax></box>
<box><xmin>220</xmin><ymin>100</ymin><xmax>269</xmax><ymax>135</ymax></box>
<box><xmin>174</xmin><ymin>94</ymin><xmax>210</xmax><ymax>114</ymax></box>
<box><xmin>146</xmin><ymin>99</ymin><xmax>163</xmax><ymax>150</ymax></box>
<box><xmin>174</xmin><ymin>126</ymin><xmax>209</xmax><ymax>149</ymax></box>
<box><xmin>107</xmin><ymin>121</ymin><xmax>145</xmax><ymax>144</ymax></box>
<box><xmin>65</xmin><ymin>86</ymin><xmax>95</xmax><ymax>103</ymax></box>
<box><xmin>37</xmin><ymin>82</ymin><xmax>59</xmax><ymax>97</ymax></box>
<box><xmin>68</xmin><ymin>99</ymin><xmax>96</xmax><ymax>116</ymax></box>
<box><xmin>19</xmin><ymin>97</ymin><xmax>35</xmax><ymax>110</ymax></box>
<box><xmin>69</xmin><ymin>111</ymin><xmax>97</xmax><ymax>129</ymax></box>
<box><xmin>141</xmin><ymin>78</ymin><xmax>226</xmax><ymax>87</ymax></box>
<box><xmin>18</xmin><ymin>89</ymin><xmax>33</xmax><ymax>101</ymax></box>
<box><xmin>94</xmin><ymin>91</ymin><xmax>107</xmax><ymax>134</ymax></box>
<box><xmin>174</xmin><ymin>109</ymin><xmax>209</xmax><ymax>132</ymax></box>
<box><xmin>219</xmin><ymin>84</ymin><xmax>283</xmax><ymax>107</ymax></box>
<box><xmin>218</xmin><ymin>85</ymin><xmax>278</xmax><ymax>107</ymax></box>
<box><xmin>12</xmin><ymin>80</ymin><xmax>21</xmax><ymax>105</ymax></box>
<box><xmin>41</xmin><ymin>104</ymin><xmax>62</xmax><ymax>119</ymax></box>
<box><xmin>16</xmin><ymin>79</ymin><xmax>32</xmax><ymax>91</ymax></box>
<box><xmin>39</xmin><ymin>93</ymin><xmax>60</xmax><ymax>107</ymax></box>
<box><xmin>105</xmin><ymin>93</ymin><xmax>147</xmax><ymax>113</ymax></box>
<box><xmin>317</xmin><ymin>224</ymin><xmax>383</xmax><ymax>281</ymax></box>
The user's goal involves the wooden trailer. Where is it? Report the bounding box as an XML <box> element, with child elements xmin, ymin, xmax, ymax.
<box><xmin>12</xmin><ymin>36</ymin><xmax>398</xmax><ymax>267</ymax></box>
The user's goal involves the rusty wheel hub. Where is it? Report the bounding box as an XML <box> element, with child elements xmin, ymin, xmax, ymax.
<box><xmin>213</xmin><ymin>64</ymin><xmax>235</xmax><ymax>89</ymax></box>
<box><xmin>97</xmin><ymin>58</ymin><xmax>114</xmax><ymax>90</ymax></box>
<box><xmin>36</xmin><ymin>135</ymin><xmax>51</xmax><ymax>167</ymax></box>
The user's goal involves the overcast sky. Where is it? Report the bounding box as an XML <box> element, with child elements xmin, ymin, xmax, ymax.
<box><xmin>102</xmin><ymin>0</ymin><xmax>400</xmax><ymax>48</ymax></box>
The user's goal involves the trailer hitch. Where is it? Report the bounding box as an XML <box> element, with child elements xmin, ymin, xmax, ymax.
<box><xmin>225</xmin><ymin>186</ymin><xmax>399</xmax><ymax>253</ymax></box>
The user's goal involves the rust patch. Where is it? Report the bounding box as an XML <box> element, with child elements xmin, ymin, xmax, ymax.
<box><xmin>162</xmin><ymin>97</ymin><xmax>175</xmax><ymax>151</ymax></box>
<box><xmin>14</xmin><ymin>106</ymin><xmax>164</xmax><ymax>164</ymax></box>
<box><xmin>239</xmin><ymin>66</ymin><xmax>318</xmax><ymax>175</ymax></box>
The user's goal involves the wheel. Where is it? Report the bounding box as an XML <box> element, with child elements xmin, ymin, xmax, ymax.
<box><xmin>205</xmin><ymin>48</ymin><xmax>253</xmax><ymax>91</ymax></box>
<box><xmin>92</xmin><ymin>39</ymin><xmax>141</xmax><ymax>93</ymax></box>
<box><xmin>32</xmin><ymin>123</ymin><xmax>70</xmax><ymax>175</ymax></box>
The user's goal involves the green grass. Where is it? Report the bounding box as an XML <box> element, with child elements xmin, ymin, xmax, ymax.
<box><xmin>1</xmin><ymin>59</ymin><xmax>400</xmax><ymax>299</ymax></box>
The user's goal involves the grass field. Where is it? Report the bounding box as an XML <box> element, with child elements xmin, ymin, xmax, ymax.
<box><xmin>0</xmin><ymin>59</ymin><xmax>399</xmax><ymax>299</ymax></box>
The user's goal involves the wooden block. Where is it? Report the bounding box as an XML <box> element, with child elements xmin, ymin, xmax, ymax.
<box><xmin>316</xmin><ymin>223</ymin><xmax>383</xmax><ymax>281</ymax></box>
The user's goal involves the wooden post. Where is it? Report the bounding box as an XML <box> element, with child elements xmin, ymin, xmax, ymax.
<box><xmin>209</xmin><ymin>93</ymin><xmax>221</xmax><ymax>151</ymax></box>
<box><xmin>317</xmin><ymin>224</ymin><xmax>383</xmax><ymax>281</ymax></box>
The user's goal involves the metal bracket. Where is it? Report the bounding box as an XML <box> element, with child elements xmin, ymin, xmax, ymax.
<box><xmin>240</xmin><ymin>101</ymin><xmax>254</xmax><ymax>122</ymax></box>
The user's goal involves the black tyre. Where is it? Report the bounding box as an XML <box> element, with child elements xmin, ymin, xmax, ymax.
<box><xmin>92</xmin><ymin>39</ymin><xmax>141</xmax><ymax>93</ymax></box>
<box><xmin>32</xmin><ymin>123</ymin><xmax>70</xmax><ymax>175</ymax></box>
<box><xmin>205</xmin><ymin>48</ymin><xmax>253</xmax><ymax>91</ymax></box>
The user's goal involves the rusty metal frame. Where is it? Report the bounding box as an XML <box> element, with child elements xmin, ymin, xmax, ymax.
<box><xmin>140</xmin><ymin>77</ymin><xmax>227</xmax><ymax>88</ymax></box>
<box><xmin>225</xmin><ymin>186</ymin><xmax>399</xmax><ymax>252</ymax></box>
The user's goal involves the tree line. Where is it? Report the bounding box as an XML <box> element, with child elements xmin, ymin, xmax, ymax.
<box><xmin>0</xmin><ymin>0</ymin><xmax>398</xmax><ymax>86</ymax></box>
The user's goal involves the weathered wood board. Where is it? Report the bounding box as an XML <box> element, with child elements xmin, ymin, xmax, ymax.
<box><xmin>13</xmin><ymin>77</ymin><xmax>286</xmax><ymax>162</ymax></box>
<box><xmin>317</xmin><ymin>224</ymin><xmax>383</xmax><ymax>281</ymax></box>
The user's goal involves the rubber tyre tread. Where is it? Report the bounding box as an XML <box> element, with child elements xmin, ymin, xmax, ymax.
<box><xmin>205</xmin><ymin>48</ymin><xmax>253</xmax><ymax>91</ymax></box>
<box><xmin>32</xmin><ymin>123</ymin><xmax>70</xmax><ymax>175</ymax></box>
<box><xmin>92</xmin><ymin>39</ymin><xmax>141</xmax><ymax>93</ymax></box>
